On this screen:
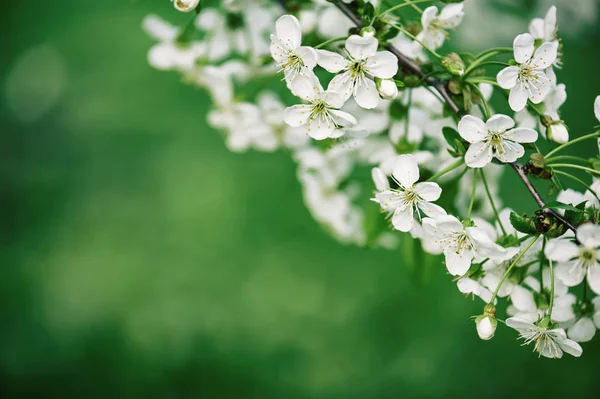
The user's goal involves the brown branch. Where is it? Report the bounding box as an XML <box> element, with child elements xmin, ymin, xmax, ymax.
<box><xmin>333</xmin><ymin>2</ymin><xmax>577</xmax><ymax>235</ymax></box>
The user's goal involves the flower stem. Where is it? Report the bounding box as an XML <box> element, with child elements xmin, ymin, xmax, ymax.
<box><xmin>545</xmin><ymin>131</ymin><xmax>600</xmax><ymax>158</ymax></box>
<box><xmin>379</xmin><ymin>0</ymin><xmax>433</xmax><ymax>17</ymax></box>
<box><xmin>466</xmin><ymin>78</ymin><xmax>500</xmax><ymax>87</ymax></box>
<box><xmin>469</xmin><ymin>83</ymin><xmax>490</xmax><ymax>119</ymax></box>
<box><xmin>388</xmin><ymin>23</ymin><xmax>442</xmax><ymax>60</ymax></box>
<box><xmin>547</xmin><ymin>237</ymin><xmax>555</xmax><ymax>318</ymax></box>
<box><xmin>403</xmin><ymin>89</ymin><xmax>412</xmax><ymax>139</ymax></box>
<box><xmin>488</xmin><ymin>235</ymin><xmax>540</xmax><ymax>304</ymax></box>
<box><xmin>466</xmin><ymin>169</ymin><xmax>478</xmax><ymax>219</ymax></box>
<box><xmin>426</xmin><ymin>158</ymin><xmax>464</xmax><ymax>182</ymax></box>
<box><xmin>314</xmin><ymin>36</ymin><xmax>347</xmax><ymax>49</ymax></box>
<box><xmin>464</xmin><ymin>51</ymin><xmax>506</xmax><ymax>76</ymax></box>
<box><xmin>552</xmin><ymin>170</ymin><xmax>600</xmax><ymax>202</ymax></box>
<box><xmin>548</xmin><ymin>164</ymin><xmax>600</xmax><ymax>176</ymax></box>
<box><xmin>480</xmin><ymin>169</ymin><xmax>507</xmax><ymax>236</ymax></box>
<box><xmin>545</xmin><ymin>155</ymin><xmax>590</xmax><ymax>164</ymax></box>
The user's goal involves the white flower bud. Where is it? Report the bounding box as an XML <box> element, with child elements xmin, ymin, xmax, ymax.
<box><xmin>546</xmin><ymin>121</ymin><xmax>569</xmax><ymax>144</ymax></box>
<box><xmin>360</xmin><ymin>26</ymin><xmax>376</xmax><ymax>37</ymax></box>
<box><xmin>377</xmin><ymin>79</ymin><xmax>398</xmax><ymax>100</ymax></box>
<box><xmin>172</xmin><ymin>0</ymin><xmax>200</xmax><ymax>12</ymax></box>
<box><xmin>475</xmin><ymin>315</ymin><xmax>497</xmax><ymax>340</ymax></box>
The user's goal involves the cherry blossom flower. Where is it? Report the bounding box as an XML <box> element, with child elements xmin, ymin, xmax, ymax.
<box><xmin>371</xmin><ymin>155</ymin><xmax>446</xmax><ymax>232</ymax></box>
<box><xmin>595</xmin><ymin>95</ymin><xmax>600</xmax><ymax>122</ymax></box>
<box><xmin>171</xmin><ymin>0</ymin><xmax>199</xmax><ymax>12</ymax></box>
<box><xmin>414</xmin><ymin>4</ymin><xmax>464</xmax><ymax>52</ymax></box>
<box><xmin>497</xmin><ymin>34</ymin><xmax>557</xmax><ymax>111</ymax></box>
<box><xmin>317</xmin><ymin>35</ymin><xmax>398</xmax><ymax>109</ymax></box>
<box><xmin>270</xmin><ymin>15</ymin><xmax>317</xmax><ymax>84</ymax></box>
<box><xmin>545</xmin><ymin>223</ymin><xmax>600</xmax><ymax>295</ymax></box>
<box><xmin>422</xmin><ymin>216</ymin><xmax>508</xmax><ymax>276</ymax></box>
<box><xmin>529</xmin><ymin>6</ymin><xmax>557</xmax><ymax>43</ymax></box>
<box><xmin>506</xmin><ymin>317</ymin><xmax>582</xmax><ymax>358</ymax></box>
<box><xmin>476</xmin><ymin>315</ymin><xmax>497</xmax><ymax>340</ymax></box>
<box><xmin>283</xmin><ymin>74</ymin><xmax>357</xmax><ymax>140</ymax></box>
<box><xmin>458</xmin><ymin>114</ymin><xmax>538</xmax><ymax>168</ymax></box>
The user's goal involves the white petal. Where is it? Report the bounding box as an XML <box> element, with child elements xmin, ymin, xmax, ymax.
<box><xmin>345</xmin><ymin>34</ymin><xmax>378</xmax><ymax>60</ymax></box>
<box><xmin>503</xmin><ymin>127</ymin><xmax>538</xmax><ymax>143</ymax></box>
<box><xmin>555</xmin><ymin>261</ymin><xmax>586</xmax><ymax>287</ymax></box>
<box><xmin>559</xmin><ymin>337</ymin><xmax>583</xmax><ymax>357</ymax></box>
<box><xmin>528</xmin><ymin>18</ymin><xmax>545</xmax><ymax>39</ymax></box>
<box><xmin>275</xmin><ymin>15</ymin><xmax>302</xmax><ymax>50</ymax></box>
<box><xmin>393</xmin><ymin>154</ymin><xmax>420</xmax><ymax>188</ymax></box>
<box><xmin>545</xmin><ymin>239</ymin><xmax>579</xmax><ymax>262</ymax></box>
<box><xmin>328</xmin><ymin>71</ymin><xmax>355</xmax><ymax>101</ymax></box>
<box><xmin>445</xmin><ymin>249</ymin><xmax>473</xmax><ymax>276</ymax></box>
<box><xmin>330</xmin><ymin>109</ymin><xmax>357</xmax><ymax>126</ymax></box>
<box><xmin>365</xmin><ymin>51</ymin><xmax>398</xmax><ymax>79</ymax></box>
<box><xmin>505</xmin><ymin>317</ymin><xmax>536</xmax><ymax>333</ymax></box>
<box><xmin>415</xmin><ymin>182</ymin><xmax>442</xmax><ymax>201</ymax></box>
<box><xmin>321</xmin><ymin>90</ymin><xmax>345</xmax><ymax>109</ymax></box>
<box><xmin>316</xmin><ymin>49</ymin><xmax>348</xmax><ymax>73</ymax></box>
<box><xmin>576</xmin><ymin>223</ymin><xmax>600</xmax><ymax>249</ymax></box>
<box><xmin>465</xmin><ymin>142</ymin><xmax>493</xmax><ymax>168</ymax></box>
<box><xmin>485</xmin><ymin>114</ymin><xmax>515</xmax><ymax>132</ymax></box>
<box><xmin>497</xmin><ymin>66</ymin><xmax>519</xmax><ymax>89</ymax></box>
<box><xmin>594</xmin><ymin>96</ymin><xmax>600</xmax><ymax>122</ymax></box>
<box><xmin>353</xmin><ymin>77</ymin><xmax>380</xmax><ymax>109</ymax></box>
<box><xmin>513</xmin><ymin>33</ymin><xmax>535</xmax><ymax>64</ymax></box>
<box><xmin>290</xmin><ymin>74</ymin><xmax>320</xmax><ymax>101</ymax></box>
<box><xmin>508</xmin><ymin>83</ymin><xmax>529</xmax><ymax>112</ymax></box>
<box><xmin>458</xmin><ymin>115</ymin><xmax>486</xmax><ymax>143</ymax></box>
<box><xmin>392</xmin><ymin>207</ymin><xmax>415</xmax><ymax>232</ymax></box>
<box><xmin>495</xmin><ymin>141</ymin><xmax>524</xmax><ymax>163</ymax></box>
<box><xmin>372</xmin><ymin>168</ymin><xmax>389</xmax><ymax>191</ymax></box>
<box><xmin>421</xmin><ymin>6</ymin><xmax>438</xmax><ymax>29</ymax></box>
<box><xmin>568</xmin><ymin>317</ymin><xmax>596</xmax><ymax>343</ymax></box>
<box><xmin>283</xmin><ymin>104</ymin><xmax>311</xmax><ymax>127</ymax></box>
<box><xmin>435</xmin><ymin>215</ymin><xmax>463</xmax><ymax>233</ymax></box>
<box><xmin>297</xmin><ymin>46</ymin><xmax>318</xmax><ymax>70</ymax></box>
<box><xmin>530</xmin><ymin>42</ymin><xmax>558</xmax><ymax>70</ymax></box>
<box><xmin>587</xmin><ymin>266</ymin><xmax>600</xmax><ymax>295</ymax></box>
<box><xmin>419</xmin><ymin>202</ymin><xmax>446</xmax><ymax>218</ymax></box>
<box><xmin>437</xmin><ymin>3</ymin><xmax>464</xmax><ymax>29</ymax></box>
<box><xmin>544</xmin><ymin>6</ymin><xmax>557</xmax><ymax>40</ymax></box>
<box><xmin>510</xmin><ymin>285</ymin><xmax>537</xmax><ymax>312</ymax></box>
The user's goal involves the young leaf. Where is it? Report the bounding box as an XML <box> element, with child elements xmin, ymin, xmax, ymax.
<box><xmin>509</xmin><ymin>212</ymin><xmax>537</xmax><ymax>235</ymax></box>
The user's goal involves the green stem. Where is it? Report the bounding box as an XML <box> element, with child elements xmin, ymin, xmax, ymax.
<box><xmin>539</xmin><ymin>238</ymin><xmax>546</xmax><ymax>293</ymax></box>
<box><xmin>553</xmin><ymin>170</ymin><xmax>600</xmax><ymax>202</ymax></box>
<box><xmin>426</xmin><ymin>159</ymin><xmax>464</xmax><ymax>182</ymax></box>
<box><xmin>489</xmin><ymin>235</ymin><xmax>540</xmax><ymax>304</ymax></box>
<box><xmin>314</xmin><ymin>36</ymin><xmax>347</xmax><ymax>49</ymax></box>
<box><xmin>545</xmin><ymin>131</ymin><xmax>600</xmax><ymax>158</ymax></box>
<box><xmin>548</xmin><ymin>164</ymin><xmax>600</xmax><ymax>176</ymax></box>
<box><xmin>466</xmin><ymin>169</ymin><xmax>478</xmax><ymax>219</ymax></box>
<box><xmin>480</xmin><ymin>169</ymin><xmax>507</xmax><ymax>236</ymax></box>
<box><xmin>403</xmin><ymin>89</ymin><xmax>412</xmax><ymax>139</ymax></box>
<box><xmin>547</xmin><ymin>237</ymin><xmax>555</xmax><ymax>318</ymax></box>
<box><xmin>379</xmin><ymin>0</ymin><xmax>433</xmax><ymax>17</ymax></box>
<box><xmin>470</xmin><ymin>83</ymin><xmax>490</xmax><ymax>119</ymax></box>
<box><xmin>464</xmin><ymin>51</ymin><xmax>505</xmax><ymax>76</ymax></box>
<box><xmin>545</xmin><ymin>155</ymin><xmax>590</xmax><ymax>164</ymax></box>
<box><xmin>475</xmin><ymin>47</ymin><xmax>514</xmax><ymax>58</ymax></box>
<box><xmin>388</xmin><ymin>23</ymin><xmax>442</xmax><ymax>60</ymax></box>
<box><xmin>466</xmin><ymin>78</ymin><xmax>500</xmax><ymax>87</ymax></box>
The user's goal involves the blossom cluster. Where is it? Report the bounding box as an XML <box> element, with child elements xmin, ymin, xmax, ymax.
<box><xmin>144</xmin><ymin>0</ymin><xmax>600</xmax><ymax>358</ymax></box>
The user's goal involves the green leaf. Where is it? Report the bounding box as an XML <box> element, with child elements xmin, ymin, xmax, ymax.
<box><xmin>362</xmin><ymin>2</ymin><xmax>375</xmax><ymax>26</ymax></box>
<box><xmin>509</xmin><ymin>212</ymin><xmax>537</xmax><ymax>235</ymax></box>
<box><xmin>544</xmin><ymin>201</ymin><xmax>585</xmax><ymax>213</ymax></box>
<box><xmin>442</xmin><ymin>127</ymin><xmax>467</xmax><ymax>157</ymax></box>
<box><xmin>564</xmin><ymin>201</ymin><xmax>588</xmax><ymax>226</ymax></box>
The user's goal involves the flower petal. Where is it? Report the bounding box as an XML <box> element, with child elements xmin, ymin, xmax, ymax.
<box><xmin>330</xmin><ymin>109</ymin><xmax>357</xmax><ymax>126</ymax></box>
<box><xmin>568</xmin><ymin>317</ymin><xmax>596</xmax><ymax>343</ymax></box>
<box><xmin>437</xmin><ymin>3</ymin><xmax>464</xmax><ymax>29</ymax></box>
<box><xmin>587</xmin><ymin>265</ymin><xmax>600</xmax><ymax>295</ymax></box>
<box><xmin>559</xmin><ymin>338</ymin><xmax>583</xmax><ymax>357</ymax></box>
<box><xmin>328</xmin><ymin>71</ymin><xmax>354</xmax><ymax>101</ymax></box>
<box><xmin>509</xmin><ymin>83</ymin><xmax>529</xmax><ymax>112</ymax></box>
<box><xmin>392</xmin><ymin>207</ymin><xmax>414</xmax><ymax>232</ymax></box>
<box><xmin>393</xmin><ymin>154</ymin><xmax>420</xmax><ymax>188</ymax></box>
<box><xmin>415</xmin><ymin>182</ymin><xmax>442</xmax><ymax>201</ymax></box>
<box><xmin>595</xmin><ymin>96</ymin><xmax>600</xmax><ymax>123</ymax></box>
<box><xmin>421</xmin><ymin>6</ymin><xmax>438</xmax><ymax>29</ymax></box>
<box><xmin>530</xmin><ymin>41</ymin><xmax>558</xmax><ymax>70</ymax></box>
<box><xmin>345</xmin><ymin>34</ymin><xmax>377</xmax><ymax>60</ymax></box>
<box><xmin>497</xmin><ymin>66</ymin><xmax>519</xmax><ymax>89</ymax></box>
<box><xmin>576</xmin><ymin>223</ymin><xmax>600</xmax><ymax>249</ymax></box>
<box><xmin>353</xmin><ymin>77</ymin><xmax>379</xmax><ymax>109</ymax></box>
<box><xmin>555</xmin><ymin>261</ymin><xmax>586</xmax><ymax>287</ymax></box>
<box><xmin>365</xmin><ymin>51</ymin><xmax>398</xmax><ymax>79</ymax></box>
<box><xmin>275</xmin><ymin>15</ymin><xmax>301</xmax><ymax>50</ymax></box>
<box><xmin>485</xmin><ymin>114</ymin><xmax>515</xmax><ymax>132</ymax></box>
<box><xmin>465</xmin><ymin>142</ymin><xmax>493</xmax><ymax>168</ymax></box>
<box><xmin>445</xmin><ymin>249</ymin><xmax>473</xmax><ymax>276</ymax></box>
<box><xmin>458</xmin><ymin>115</ymin><xmax>486</xmax><ymax>143</ymax></box>
<box><xmin>503</xmin><ymin>128</ymin><xmax>538</xmax><ymax>143</ymax></box>
<box><xmin>290</xmin><ymin>74</ymin><xmax>320</xmax><ymax>101</ymax></box>
<box><xmin>297</xmin><ymin>46</ymin><xmax>318</xmax><ymax>70</ymax></box>
<box><xmin>419</xmin><ymin>201</ymin><xmax>446</xmax><ymax>218</ymax></box>
<box><xmin>316</xmin><ymin>49</ymin><xmax>348</xmax><ymax>73</ymax></box>
<box><xmin>545</xmin><ymin>239</ymin><xmax>580</xmax><ymax>262</ymax></box>
<box><xmin>513</xmin><ymin>33</ymin><xmax>535</xmax><ymax>64</ymax></box>
<box><xmin>505</xmin><ymin>317</ymin><xmax>536</xmax><ymax>333</ymax></box>
<box><xmin>372</xmin><ymin>167</ymin><xmax>389</xmax><ymax>191</ymax></box>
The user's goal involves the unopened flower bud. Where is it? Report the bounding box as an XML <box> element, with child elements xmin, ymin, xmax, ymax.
<box><xmin>546</xmin><ymin>121</ymin><xmax>569</xmax><ymax>144</ymax></box>
<box><xmin>377</xmin><ymin>79</ymin><xmax>398</xmax><ymax>100</ymax></box>
<box><xmin>360</xmin><ymin>26</ymin><xmax>376</xmax><ymax>37</ymax></box>
<box><xmin>475</xmin><ymin>315</ymin><xmax>497</xmax><ymax>340</ymax></box>
<box><xmin>172</xmin><ymin>0</ymin><xmax>200</xmax><ymax>12</ymax></box>
<box><xmin>441</xmin><ymin>53</ymin><xmax>465</xmax><ymax>76</ymax></box>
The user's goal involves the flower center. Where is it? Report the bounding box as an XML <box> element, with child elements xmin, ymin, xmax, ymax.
<box><xmin>454</xmin><ymin>232</ymin><xmax>474</xmax><ymax>254</ymax></box>
<box><xmin>349</xmin><ymin>60</ymin><xmax>366</xmax><ymax>78</ymax></box>
<box><xmin>279</xmin><ymin>52</ymin><xmax>305</xmax><ymax>80</ymax></box>
<box><xmin>579</xmin><ymin>248</ymin><xmax>597</xmax><ymax>267</ymax></box>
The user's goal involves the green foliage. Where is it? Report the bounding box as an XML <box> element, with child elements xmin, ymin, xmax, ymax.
<box><xmin>509</xmin><ymin>212</ymin><xmax>537</xmax><ymax>235</ymax></box>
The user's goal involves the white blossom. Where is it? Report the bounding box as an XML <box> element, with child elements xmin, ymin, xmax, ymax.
<box><xmin>317</xmin><ymin>35</ymin><xmax>398</xmax><ymax>109</ymax></box>
<box><xmin>371</xmin><ymin>155</ymin><xmax>446</xmax><ymax>232</ymax></box>
<box><xmin>497</xmin><ymin>34</ymin><xmax>557</xmax><ymax>111</ymax></box>
<box><xmin>171</xmin><ymin>0</ymin><xmax>199</xmax><ymax>12</ymax></box>
<box><xmin>545</xmin><ymin>224</ymin><xmax>600</xmax><ymax>295</ymax></box>
<box><xmin>506</xmin><ymin>317</ymin><xmax>583</xmax><ymax>358</ymax></box>
<box><xmin>458</xmin><ymin>114</ymin><xmax>538</xmax><ymax>168</ymax></box>
<box><xmin>284</xmin><ymin>74</ymin><xmax>357</xmax><ymax>140</ymax></box>
<box><xmin>414</xmin><ymin>4</ymin><xmax>464</xmax><ymax>52</ymax></box>
<box><xmin>270</xmin><ymin>15</ymin><xmax>317</xmax><ymax>86</ymax></box>
<box><xmin>476</xmin><ymin>316</ymin><xmax>497</xmax><ymax>340</ymax></box>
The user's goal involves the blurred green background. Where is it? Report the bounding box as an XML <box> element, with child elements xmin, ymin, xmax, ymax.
<box><xmin>2</xmin><ymin>0</ymin><xmax>600</xmax><ymax>397</ymax></box>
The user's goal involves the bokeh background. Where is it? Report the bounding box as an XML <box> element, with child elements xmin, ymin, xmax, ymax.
<box><xmin>2</xmin><ymin>0</ymin><xmax>600</xmax><ymax>397</ymax></box>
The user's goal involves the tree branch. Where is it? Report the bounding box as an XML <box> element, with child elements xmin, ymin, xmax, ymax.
<box><xmin>334</xmin><ymin>2</ymin><xmax>460</xmax><ymax>113</ymax></box>
<box><xmin>333</xmin><ymin>2</ymin><xmax>577</xmax><ymax>235</ymax></box>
